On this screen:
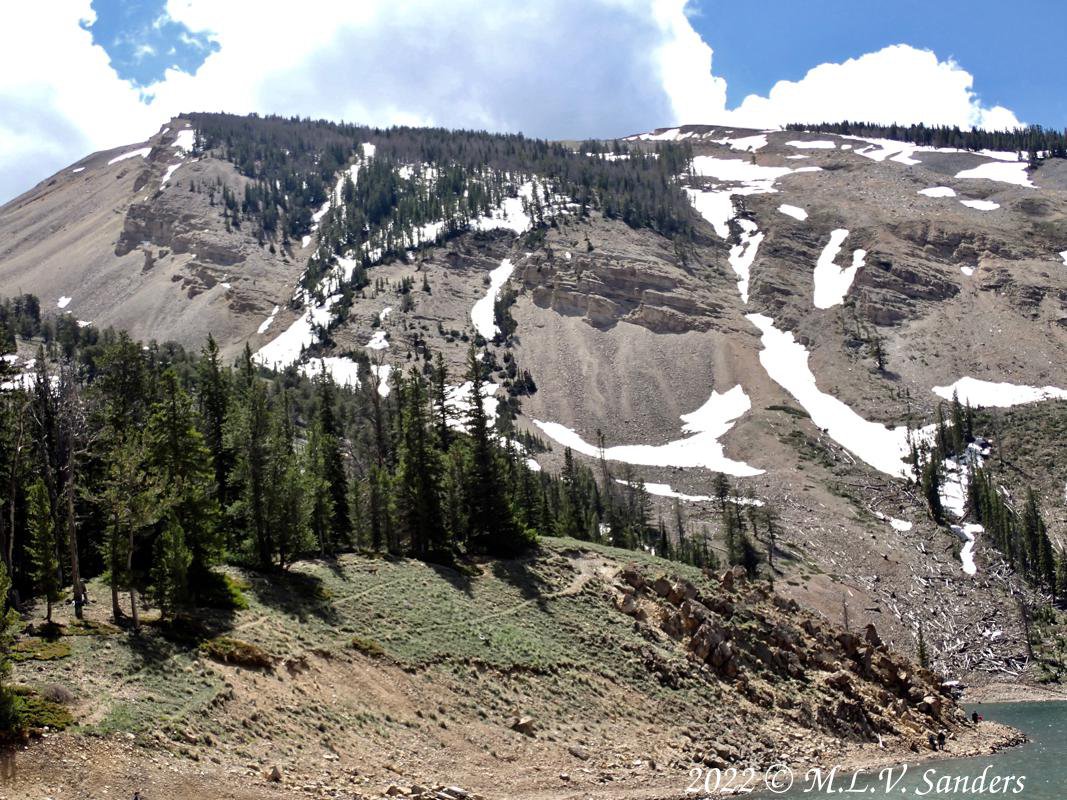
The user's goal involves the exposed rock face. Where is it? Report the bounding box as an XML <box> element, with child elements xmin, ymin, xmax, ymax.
<box><xmin>514</xmin><ymin>228</ymin><xmax>725</xmax><ymax>334</ymax></box>
<box><xmin>615</xmin><ymin>564</ymin><xmax>964</xmax><ymax>744</ymax></box>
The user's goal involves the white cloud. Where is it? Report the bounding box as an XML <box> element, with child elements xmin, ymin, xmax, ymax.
<box><xmin>723</xmin><ymin>44</ymin><xmax>1021</xmax><ymax>130</ymax></box>
<box><xmin>0</xmin><ymin>1</ymin><xmax>1022</xmax><ymax>204</ymax></box>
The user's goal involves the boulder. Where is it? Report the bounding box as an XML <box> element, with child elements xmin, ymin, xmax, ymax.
<box><xmin>620</xmin><ymin>564</ymin><xmax>645</xmax><ymax>591</ymax></box>
<box><xmin>267</xmin><ymin>766</ymin><xmax>283</xmax><ymax>783</ymax></box>
<box><xmin>509</xmin><ymin>716</ymin><xmax>535</xmax><ymax>736</ymax></box>
<box><xmin>652</xmin><ymin>576</ymin><xmax>673</xmax><ymax>597</ymax></box>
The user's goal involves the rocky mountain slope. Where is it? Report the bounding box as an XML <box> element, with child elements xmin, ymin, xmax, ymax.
<box><xmin>2</xmin><ymin>114</ymin><xmax>1066</xmax><ymax>696</ymax></box>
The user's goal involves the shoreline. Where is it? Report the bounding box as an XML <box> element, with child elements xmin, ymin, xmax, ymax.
<box><xmin>962</xmin><ymin>681</ymin><xmax>1067</xmax><ymax>704</ymax></box>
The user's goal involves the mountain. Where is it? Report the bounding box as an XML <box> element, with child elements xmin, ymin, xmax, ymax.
<box><xmin>0</xmin><ymin>113</ymin><xmax>1065</xmax><ymax>794</ymax></box>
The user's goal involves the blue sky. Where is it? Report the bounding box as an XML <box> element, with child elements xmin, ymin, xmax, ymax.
<box><xmin>689</xmin><ymin>0</ymin><xmax>1066</xmax><ymax>129</ymax></box>
<box><xmin>80</xmin><ymin>0</ymin><xmax>218</xmax><ymax>89</ymax></box>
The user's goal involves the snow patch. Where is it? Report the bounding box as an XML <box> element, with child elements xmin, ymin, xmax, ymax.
<box><xmin>778</xmin><ymin>204</ymin><xmax>808</xmax><ymax>221</ymax></box>
<box><xmin>300</xmin><ymin>357</ymin><xmax>361</xmax><ymax>388</ymax></box>
<box><xmin>960</xmin><ymin>266</ymin><xmax>974</xmax><ymax>277</ymax></box>
<box><xmin>470</xmin><ymin>258</ymin><xmax>514</xmax><ymax>339</ymax></box>
<box><xmin>172</xmin><ymin>129</ymin><xmax>195</xmax><ymax>154</ymax></box>
<box><xmin>107</xmin><ymin>147</ymin><xmax>152</xmax><ymax>166</ymax></box>
<box><xmin>918</xmin><ymin>186</ymin><xmax>956</xmax><ymax>198</ymax></box>
<box><xmin>950</xmin><ymin>523</ymin><xmax>983</xmax><ymax>576</ymax></box>
<box><xmin>71</xmin><ymin>167</ymin><xmax>85</xmax><ymax>173</ymax></box>
<box><xmin>747</xmin><ymin>313</ymin><xmax>917</xmax><ymax>478</ymax></box>
<box><xmin>960</xmin><ymin>199</ymin><xmax>999</xmax><ymax>211</ymax></box>
<box><xmin>932</xmin><ymin>377</ymin><xmax>1067</xmax><ymax>407</ymax></box>
<box><xmin>813</xmin><ymin>229</ymin><xmax>865</xmax><ymax>309</ymax></box>
<box><xmin>533</xmin><ymin>385</ymin><xmax>762</xmax><ymax>476</ymax></box>
<box><xmin>365</xmin><ymin>330</ymin><xmax>389</xmax><ymax>351</ymax></box>
<box><xmin>786</xmin><ymin>140</ymin><xmax>836</xmax><ymax>149</ymax></box>
<box><xmin>955</xmin><ymin>161</ymin><xmax>1034</xmax><ymax>188</ymax></box>
<box><xmin>57</xmin><ymin>296</ymin><xmax>71</xmax><ymax>309</ymax></box>
<box><xmin>728</xmin><ymin>219</ymin><xmax>763</xmax><ymax>303</ymax></box>
<box><xmin>369</xmin><ymin>364</ymin><xmax>392</xmax><ymax>397</ymax></box>
<box><xmin>160</xmin><ymin>162</ymin><xmax>183</xmax><ymax>187</ymax></box>
<box><xmin>615</xmin><ymin>480</ymin><xmax>711</xmax><ymax>503</ymax></box>
<box><xmin>257</xmin><ymin>306</ymin><xmax>280</xmax><ymax>335</ymax></box>
<box><xmin>254</xmin><ymin>295</ymin><xmax>339</xmax><ymax>369</ymax></box>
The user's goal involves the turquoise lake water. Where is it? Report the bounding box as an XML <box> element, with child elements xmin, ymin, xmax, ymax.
<box><xmin>746</xmin><ymin>701</ymin><xmax>1066</xmax><ymax>799</ymax></box>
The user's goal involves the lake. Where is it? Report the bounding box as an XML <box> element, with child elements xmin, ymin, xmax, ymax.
<box><xmin>749</xmin><ymin>701</ymin><xmax>1066</xmax><ymax>798</ymax></box>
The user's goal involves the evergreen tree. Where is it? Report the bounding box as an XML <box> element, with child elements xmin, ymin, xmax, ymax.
<box><xmin>315</xmin><ymin>375</ymin><xmax>352</xmax><ymax>550</ymax></box>
<box><xmin>145</xmin><ymin>369</ymin><xmax>221</xmax><ymax>586</ymax></box>
<box><xmin>26</xmin><ymin>479</ymin><xmax>60</xmax><ymax>622</ymax></box>
<box><xmin>394</xmin><ymin>369</ymin><xmax>447</xmax><ymax>559</ymax></box>
<box><xmin>197</xmin><ymin>335</ymin><xmax>231</xmax><ymax>512</ymax></box>
<box><xmin>0</xmin><ymin>561</ymin><xmax>20</xmax><ymax>730</ymax></box>
<box><xmin>228</xmin><ymin>347</ymin><xmax>272</xmax><ymax>568</ymax></box>
<box><xmin>461</xmin><ymin>346</ymin><xmax>528</xmax><ymax>556</ymax></box>
<box><xmin>152</xmin><ymin>514</ymin><xmax>191</xmax><ymax>617</ymax></box>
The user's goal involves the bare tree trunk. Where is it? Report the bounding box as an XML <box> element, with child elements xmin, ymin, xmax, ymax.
<box><xmin>130</xmin><ymin>589</ymin><xmax>139</xmax><ymax>631</ymax></box>
<box><xmin>65</xmin><ymin>466</ymin><xmax>85</xmax><ymax>620</ymax></box>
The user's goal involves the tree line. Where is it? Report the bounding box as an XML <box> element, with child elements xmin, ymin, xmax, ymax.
<box><xmin>185</xmin><ymin>112</ymin><xmax>698</xmax><ymax>269</ymax></box>
<box><xmin>788</xmin><ymin>121</ymin><xmax>1067</xmax><ymax>161</ymax></box>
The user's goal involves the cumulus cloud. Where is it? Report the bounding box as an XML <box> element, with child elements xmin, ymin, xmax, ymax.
<box><xmin>0</xmin><ymin>0</ymin><xmax>1022</xmax><ymax>203</ymax></box>
<box><xmin>725</xmin><ymin>44</ymin><xmax>1021</xmax><ymax>130</ymax></box>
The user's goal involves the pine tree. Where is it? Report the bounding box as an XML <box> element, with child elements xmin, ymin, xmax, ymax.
<box><xmin>152</xmin><ymin>514</ymin><xmax>192</xmax><ymax>617</ymax></box>
<box><xmin>315</xmin><ymin>375</ymin><xmax>352</xmax><ymax>551</ymax></box>
<box><xmin>100</xmin><ymin>437</ymin><xmax>158</xmax><ymax>627</ymax></box>
<box><xmin>0</xmin><ymin>561</ymin><xmax>20</xmax><ymax>730</ymax></box>
<box><xmin>267</xmin><ymin>391</ymin><xmax>310</xmax><ymax>568</ymax></box>
<box><xmin>26</xmin><ymin>479</ymin><xmax>60</xmax><ymax>622</ymax></box>
<box><xmin>145</xmin><ymin>369</ymin><xmax>220</xmax><ymax>588</ymax></box>
<box><xmin>394</xmin><ymin>369</ymin><xmax>447</xmax><ymax>559</ymax></box>
<box><xmin>197</xmin><ymin>335</ymin><xmax>231</xmax><ymax>512</ymax></box>
<box><xmin>229</xmin><ymin>347</ymin><xmax>272</xmax><ymax>568</ymax></box>
<box><xmin>461</xmin><ymin>345</ymin><xmax>527</xmax><ymax>556</ymax></box>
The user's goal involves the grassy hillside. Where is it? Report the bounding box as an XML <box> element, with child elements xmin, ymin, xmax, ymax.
<box><xmin>7</xmin><ymin>537</ymin><xmax>995</xmax><ymax>798</ymax></box>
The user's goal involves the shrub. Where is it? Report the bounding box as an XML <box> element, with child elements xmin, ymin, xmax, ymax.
<box><xmin>200</xmin><ymin>637</ymin><xmax>273</xmax><ymax>669</ymax></box>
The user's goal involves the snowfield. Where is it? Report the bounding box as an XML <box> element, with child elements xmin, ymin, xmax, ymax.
<box><xmin>172</xmin><ymin>128</ymin><xmax>195</xmax><ymax>154</ymax></box>
<box><xmin>918</xmin><ymin>187</ymin><xmax>956</xmax><ymax>198</ymax></box>
<box><xmin>257</xmin><ymin>306</ymin><xmax>280</xmax><ymax>335</ymax></box>
<box><xmin>813</xmin><ymin>229</ymin><xmax>865</xmax><ymax>309</ymax></box>
<box><xmin>253</xmin><ymin>295</ymin><xmax>339</xmax><ymax>369</ymax></box>
<box><xmin>161</xmin><ymin>163</ymin><xmax>183</xmax><ymax>187</ymax></box>
<box><xmin>369</xmin><ymin>364</ymin><xmax>392</xmax><ymax>397</ymax></box>
<box><xmin>107</xmin><ymin>147</ymin><xmax>152</xmax><ymax>166</ymax></box>
<box><xmin>955</xmin><ymin>161</ymin><xmax>1034</xmax><ymax>188</ymax></box>
<box><xmin>932</xmin><ymin>377</ymin><xmax>1067</xmax><ymax>407</ymax></box>
<box><xmin>299</xmin><ymin>357</ymin><xmax>361</xmax><ymax>388</ymax></box>
<box><xmin>728</xmin><ymin>220</ymin><xmax>763</xmax><ymax>303</ymax></box>
<box><xmin>951</xmin><ymin>523</ymin><xmax>983</xmax><ymax>576</ymax></box>
<box><xmin>615</xmin><ymin>480</ymin><xmax>712</xmax><ymax>503</ymax></box>
<box><xmin>786</xmin><ymin>140</ymin><xmax>835</xmax><ymax>149</ymax></box>
<box><xmin>533</xmin><ymin>385</ymin><xmax>762</xmax><ymax>476</ymax></box>
<box><xmin>960</xmin><ymin>199</ymin><xmax>999</xmax><ymax>211</ymax></box>
<box><xmin>747</xmin><ymin>313</ymin><xmax>917</xmax><ymax>478</ymax></box>
<box><xmin>470</xmin><ymin>258</ymin><xmax>515</xmax><ymax>339</ymax></box>
<box><xmin>778</xmin><ymin>204</ymin><xmax>808</xmax><ymax>220</ymax></box>
<box><xmin>365</xmin><ymin>330</ymin><xmax>388</xmax><ymax>350</ymax></box>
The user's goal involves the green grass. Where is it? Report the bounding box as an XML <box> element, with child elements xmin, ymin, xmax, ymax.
<box><xmin>12</xmin><ymin>638</ymin><xmax>72</xmax><ymax>662</ymax></box>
